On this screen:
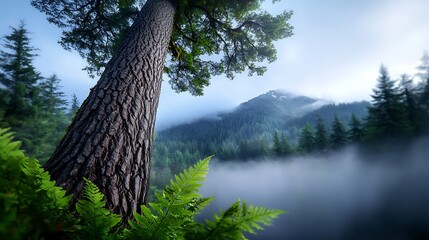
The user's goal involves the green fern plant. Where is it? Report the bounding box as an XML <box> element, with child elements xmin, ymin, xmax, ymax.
<box><xmin>201</xmin><ymin>200</ymin><xmax>285</xmax><ymax>240</ymax></box>
<box><xmin>74</xmin><ymin>178</ymin><xmax>121</xmax><ymax>240</ymax></box>
<box><xmin>0</xmin><ymin>128</ymin><xmax>285</xmax><ymax>240</ymax></box>
<box><xmin>0</xmin><ymin>128</ymin><xmax>72</xmax><ymax>239</ymax></box>
<box><xmin>125</xmin><ymin>156</ymin><xmax>213</xmax><ymax>240</ymax></box>
<box><xmin>125</xmin><ymin>156</ymin><xmax>284</xmax><ymax>240</ymax></box>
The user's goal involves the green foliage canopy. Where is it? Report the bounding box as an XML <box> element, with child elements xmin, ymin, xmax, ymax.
<box><xmin>31</xmin><ymin>0</ymin><xmax>293</xmax><ymax>95</ymax></box>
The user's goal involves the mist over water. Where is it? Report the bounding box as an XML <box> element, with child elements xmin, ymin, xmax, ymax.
<box><xmin>198</xmin><ymin>138</ymin><xmax>429</xmax><ymax>240</ymax></box>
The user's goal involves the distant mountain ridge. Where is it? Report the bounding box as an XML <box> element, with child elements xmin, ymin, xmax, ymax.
<box><xmin>234</xmin><ymin>89</ymin><xmax>333</xmax><ymax>119</ymax></box>
<box><xmin>157</xmin><ymin>90</ymin><xmax>368</xmax><ymax>146</ymax></box>
<box><xmin>159</xmin><ymin>90</ymin><xmax>328</xmax><ymax>142</ymax></box>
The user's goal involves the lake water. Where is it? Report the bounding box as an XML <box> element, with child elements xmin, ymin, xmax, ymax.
<box><xmin>198</xmin><ymin>138</ymin><xmax>429</xmax><ymax>239</ymax></box>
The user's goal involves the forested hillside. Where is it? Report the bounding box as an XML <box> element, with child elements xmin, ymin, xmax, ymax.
<box><xmin>151</xmin><ymin>62</ymin><xmax>429</xmax><ymax>190</ymax></box>
<box><xmin>161</xmin><ymin>90</ymin><xmax>331</xmax><ymax>141</ymax></box>
<box><xmin>150</xmin><ymin>91</ymin><xmax>370</xmax><ymax>187</ymax></box>
<box><xmin>289</xmin><ymin>101</ymin><xmax>370</xmax><ymax>130</ymax></box>
<box><xmin>155</xmin><ymin>90</ymin><xmax>368</xmax><ymax>158</ymax></box>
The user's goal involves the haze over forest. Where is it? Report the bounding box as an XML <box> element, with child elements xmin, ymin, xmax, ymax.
<box><xmin>200</xmin><ymin>137</ymin><xmax>429</xmax><ymax>240</ymax></box>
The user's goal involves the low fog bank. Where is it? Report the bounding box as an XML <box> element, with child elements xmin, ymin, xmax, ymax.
<box><xmin>198</xmin><ymin>137</ymin><xmax>429</xmax><ymax>240</ymax></box>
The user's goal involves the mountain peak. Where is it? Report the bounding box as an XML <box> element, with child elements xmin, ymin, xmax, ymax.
<box><xmin>267</xmin><ymin>89</ymin><xmax>296</xmax><ymax>97</ymax></box>
<box><xmin>264</xmin><ymin>89</ymin><xmax>298</xmax><ymax>101</ymax></box>
<box><xmin>269</xmin><ymin>89</ymin><xmax>294</xmax><ymax>94</ymax></box>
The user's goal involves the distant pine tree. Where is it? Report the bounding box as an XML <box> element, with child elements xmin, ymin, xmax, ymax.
<box><xmin>418</xmin><ymin>81</ymin><xmax>429</xmax><ymax>132</ymax></box>
<box><xmin>239</xmin><ymin>139</ymin><xmax>250</xmax><ymax>159</ymax></box>
<box><xmin>330</xmin><ymin>114</ymin><xmax>348</xmax><ymax>149</ymax></box>
<box><xmin>30</xmin><ymin>74</ymin><xmax>69</xmax><ymax>163</ymax></box>
<box><xmin>314</xmin><ymin>114</ymin><xmax>329</xmax><ymax>152</ymax></box>
<box><xmin>36</xmin><ymin>74</ymin><xmax>68</xmax><ymax>116</ymax></box>
<box><xmin>348</xmin><ymin>113</ymin><xmax>364</xmax><ymax>143</ymax></box>
<box><xmin>399</xmin><ymin>82</ymin><xmax>420</xmax><ymax>135</ymax></box>
<box><xmin>68</xmin><ymin>93</ymin><xmax>80</xmax><ymax>119</ymax></box>
<box><xmin>0</xmin><ymin>21</ymin><xmax>42</xmax><ymax>118</ymax></box>
<box><xmin>272</xmin><ymin>131</ymin><xmax>292</xmax><ymax>156</ymax></box>
<box><xmin>416</xmin><ymin>52</ymin><xmax>429</xmax><ymax>83</ymax></box>
<box><xmin>280</xmin><ymin>132</ymin><xmax>293</xmax><ymax>155</ymax></box>
<box><xmin>298</xmin><ymin>123</ymin><xmax>315</xmax><ymax>153</ymax></box>
<box><xmin>416</xmin><ymin>53</ymin><xmax>429</xmax><ymax>132</ymax></box>
<box><xmin>0</xmin><ymin>23</ymin><xmax>70</xmax><ymax>163</ymax></box>
<box><xmin>257</xmin><ymin>134</ymin><xmax>270</xmax><ymax>157</ymax></box>
<box><xmin>273</xmin><ymin>130</ymin><xmax>282</xmax><ymax>155</ymax></box>
<box><xmin>365</xmin><ymin>65</ymin><xmax>411</xmax><ymax>141</ymax></box>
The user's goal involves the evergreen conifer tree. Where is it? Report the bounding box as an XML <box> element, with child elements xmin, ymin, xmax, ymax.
<box><xmin>398</xmin><ymin>75</ymin><xmax>420</xmax><ymax>135</ymax></box>
<box><xmin>272</xmin><ymin>130</ymin><xmax>282</xmax><ymax>156</ymax></box>
<box><xmin>29</xmin><ymin>74</ymin><xmax>69</xmax><ymax>163</ymax></box>
<box><xmin>416</xmin><ymin>53</ymin><xmax>429</xmax><ymax>132</ymax></box>
<box><xmin>314</xmin><ymin>114</ymin><xmax>329</xmax><ymax>152</ymax></box>
<box><xmin>298</xmin><ymin>123</ymin><xmax>315</xmax><ymax>153</ymax></box>
<box><xmin>0</xmin><ymin>22</ymin><xmax>64</xmax><ymax>162</ymax></box>
<box><xmin>416</xmin><ymin>52</ymin><xmax>429</xmax><ymax>83</ymax></box>
<box><xmin>365</xmin><ymin>65</ymin><xmax>411</xmax><ymax>140</ymax></box>
<box><xmin>280</xmin><ymin>132</ymin><xmax>293</xmax><ymax>156</ymax></box>
<box><xmin>0</xmin><ymin>22</ymin><xmax>41</xmax><ymax>118</ymax></box>
<box><xmin>330</xmin><ymin>114</ymin><xmax>348</xmax><ymax>149</ymax></box>
<box><xmin>257</xmin><ymin>134</ymin><xmax>270</xmax><ymax>157</ymax></box>
<box><xmin>418</xmin><ymin>81</ymin><xmax>429</xmax><ymax>132</ymax></box>
<box><xmin>37</xmin><ymin>74</ymin><xmax>67</xmax><ymax>117</ymax></box>
<box><xmin>68</xmin><ymin>94</ymin><xmax>80</xmax><ymax>119</ymax></box>
<box><xmin>348</xmin><ymin>113</ymin><xmax>363</xmax><ymax>143</ymax></box>
<box><xmin>239</xmin><ymin>139</ymin><xmax>250</xmax><ymax>159</ymax></box>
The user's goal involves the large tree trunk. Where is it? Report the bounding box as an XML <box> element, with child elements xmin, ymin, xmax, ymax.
<box><xmin>44</xmin><ymin>0</ymin><xmax>177</xmax><ymax>220</ymax></box>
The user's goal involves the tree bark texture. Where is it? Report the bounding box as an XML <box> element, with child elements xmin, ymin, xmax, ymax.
<box><xmin>44</xmin><ymin>0</ymin><xmax>177</xmax><ymax>220</ymax></box>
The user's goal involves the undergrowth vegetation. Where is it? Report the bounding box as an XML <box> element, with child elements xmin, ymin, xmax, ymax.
<box><xmin>0</xmin><ymin>128</ymin><xmax>284</xmax><ymax>239</ymax></box>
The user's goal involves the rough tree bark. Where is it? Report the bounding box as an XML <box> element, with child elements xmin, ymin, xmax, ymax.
<box><xmin>44</xmin><ymin>0</ymin><xmax>177</xmax><ymax>220</ymax></box>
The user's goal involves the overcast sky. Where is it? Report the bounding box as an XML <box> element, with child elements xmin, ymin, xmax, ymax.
<box><xmin>1</xmin><ymin>0</ymin><xmax>429</xmax><ymax>128</ymax></box>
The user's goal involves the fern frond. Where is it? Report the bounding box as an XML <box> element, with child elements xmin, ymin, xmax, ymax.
<box><xmin>0</xmin><ymin>128</ymin><xmax>73</xmax><ymax>239</ymax></box>
<box><xmin>235</xmin><ymin>204</ymin><xmax>285</xmax><ymax>234</ymax></box>
<box><xmin>75</xmin><ymin>178</ymin><xmax>121</xmax><ymax>240</ymax></box>
<box><xmin>125</xmin><ymin>156</ymin><xmax>213</xmax><ymax>240</ymax></box>
<box><xmin>204</xmin><ymin>199</ymin><xmax>285</xmax><ymax>240</ymax></box>
<box><xmin>21</xmin><ymin>157</ymin><xmax>72</xmax><ymax>209</ymax></box>
<box><xmin>125</xmin><ymin>155</ymin><xmax>284</xmax><ymax>240</ymax></box>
